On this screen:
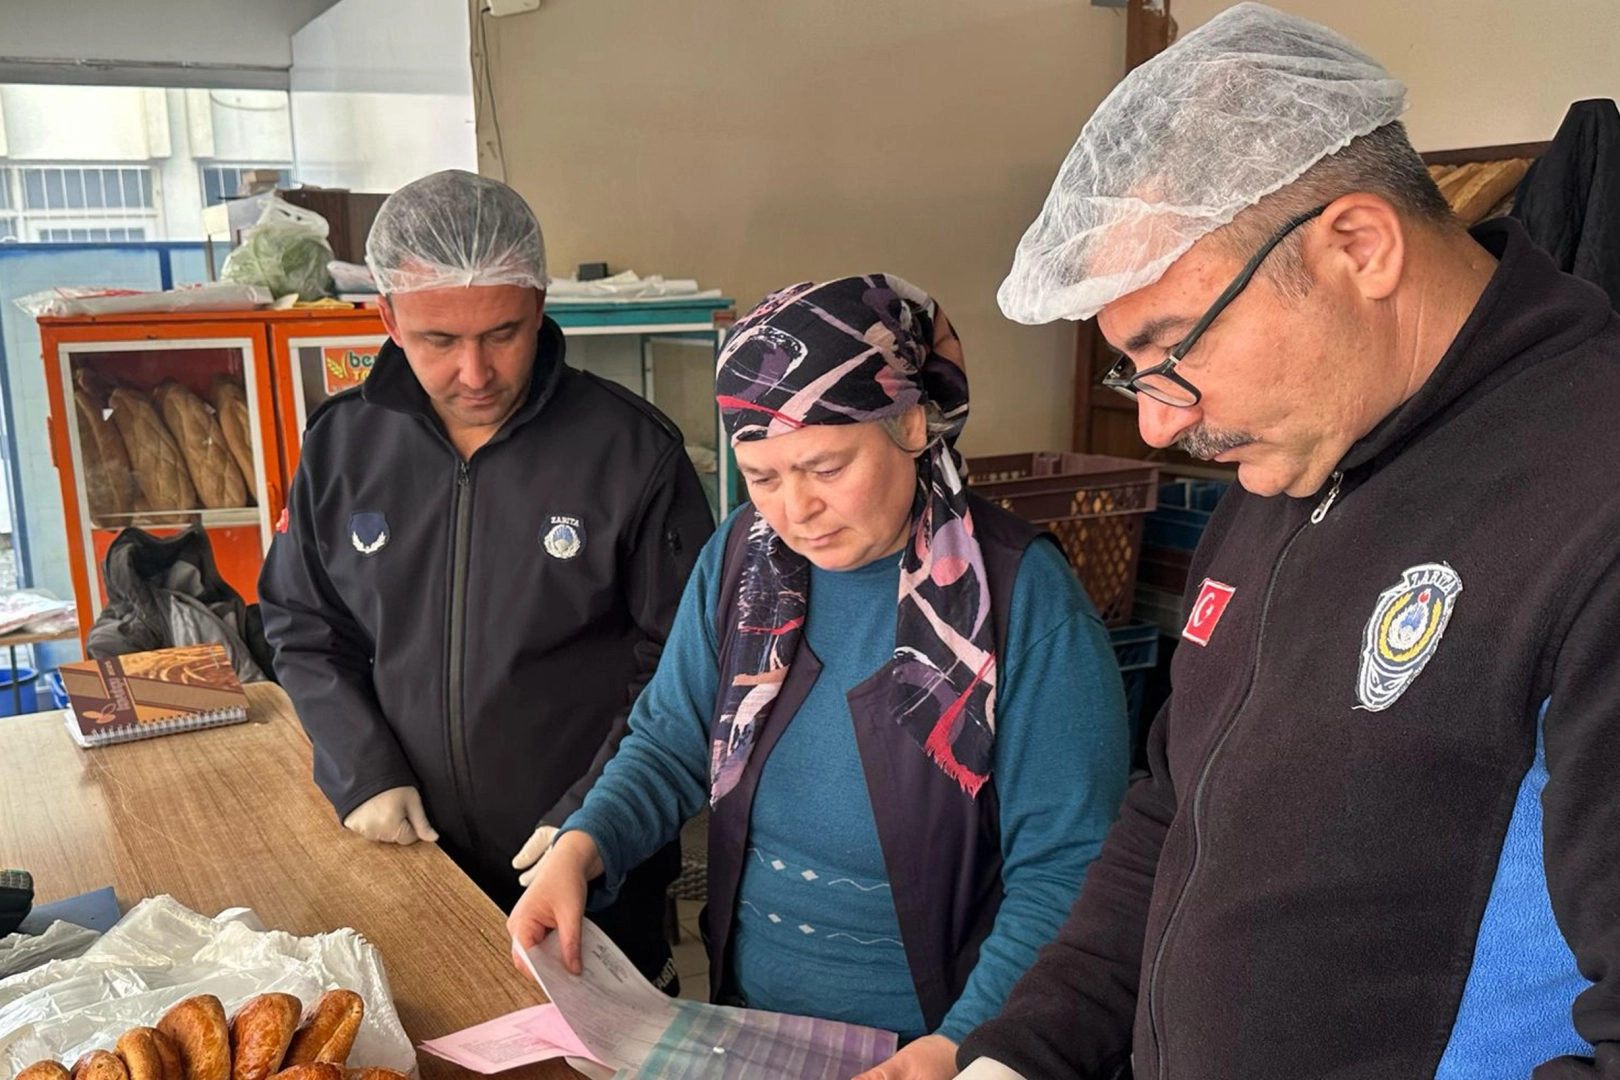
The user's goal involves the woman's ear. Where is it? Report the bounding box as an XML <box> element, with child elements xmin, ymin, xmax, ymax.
<box><xmin>902</xmin><ymin>404</ymin><xmax>929</xmax><ymax>456</ymax></box>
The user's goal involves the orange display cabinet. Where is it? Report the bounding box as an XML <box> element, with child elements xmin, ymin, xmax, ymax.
<box><xmin>268</xmin><ymin>310</ymin><xmax>386</xmax><ymax>482</ymax></box>
<box><xmin>39</xmin><ymin>309</ymin><xmax>382</xmax><ymax>642</ymax></box>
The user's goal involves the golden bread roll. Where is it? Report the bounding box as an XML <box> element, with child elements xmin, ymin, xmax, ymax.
<box><xmin>210</xmin><ymin>377</ymin><xmax>257</xmax><ymax>503</ymax></box>
<box><xmin>1436</xmin><ymin>161</ymin><xmax>1482</xmax><ymax>202</ymax></box>
<box><xmin>71</xmin><ymin>1052</ymin><xmax>130</xmax><ymax>1080</ymax></box>
<box><xmin>156</xmin><ymin>995</ymin><xmax>230</xmax><ymax>1080</ymax></box>
<box><xmin>109</xmin><ymin>389</ymin><xmax>198</xmax><ymax>513</ymax></box>
<box><xmin>343</xmin><ymin>1070</ymin><xmax>406</xmax><ymax>1080</ymax></box>
<box><xmin>75</xmin><ymin>388</ymin><xmax>136</xmax><ymax>523</ymax></box>
<box><xmin>1449</xmin><ymin>157</ymin><xmax>1532</xmax><ymax>224</ymax></box>
<box><xmin>282</xmin><ymin>991</ymin><xmax>363</xmax><ymax>1068</ymax></box>
<box><xmin>18</xmin><ymin>1063</ymin><xmax>73</xmax><ymax>1080</ymax></box>
<box><xmin>153</xmin><ymin>381</ymin><xmax>247</xmax><ymax>510</ymax></box>
<box><xmin>229</xmin><ymin>993</ymin><xmax>303</xmax><ymax>1080</ymax></box>
<box><xmin>117</xmin><ymin>1027</ymin><xmax>182</xmax><ymax>1080</ymax></box>
<box><xmin>268</xmin><ymin>1066</ymin><xmax>342</xmax><ymax>1080</ymax></box>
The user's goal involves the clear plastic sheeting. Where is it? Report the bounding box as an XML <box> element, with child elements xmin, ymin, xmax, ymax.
<box><xmin>0</xmin><ymin>897</ymin><xmax>416</xmax><ymax>1080</ymax></box>
<box><xmin>997</xmin><ymin>1</ymin><xmax>1407</xmax><ymax>324</ymax></box>
<box><xmin>365</xmin><ymin>170</ymin><xmax>547</xmax><ymax>296</ymax></box>
<box><xmin>13</xmin><ymin>284</ymin><xmax>272</xmax><ymax>319</ymax></box>
<box><xmin>0</xmin><ymin>924</ymin><xmax>99</xmax><ymax>983</ymax></box>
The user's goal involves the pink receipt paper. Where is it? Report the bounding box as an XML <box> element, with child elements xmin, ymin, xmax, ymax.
<box><xmin>418</xmin><ymin>1003</ymin><xmax>604</xmax><ymax>1073</ymax></box>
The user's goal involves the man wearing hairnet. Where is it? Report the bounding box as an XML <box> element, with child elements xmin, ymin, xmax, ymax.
<box><xmin>260</xmin><ymin>170</ymin><xmax>712</xmax><ymax>992</ymax></box>
<box><xmin>955</xmin><ymin>5</ymin><xmax>1620</xmax><ymax>1079</ymax></box>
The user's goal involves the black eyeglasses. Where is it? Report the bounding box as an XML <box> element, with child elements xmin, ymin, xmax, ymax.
<box><xmin>1102</xmin><ymin>204</ymin><xmax>1328</xmax><ymax>408</ymax></box>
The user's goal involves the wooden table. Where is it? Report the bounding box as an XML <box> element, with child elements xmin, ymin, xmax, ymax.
<box><xmin>0</xmin><ymin>682</ymin><xmax>575</xmax><ymax>1080</ymax></box>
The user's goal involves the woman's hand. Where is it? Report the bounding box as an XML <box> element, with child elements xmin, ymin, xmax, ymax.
<box><xmin>852</xmin><ymin>1034</ymin><xmax>960</xmax><ymax>1080</ymax></box>
<box><xmin>506</xmin><ymin>829</ymin><xmax>604</xmax><ymax>976</ymax></box>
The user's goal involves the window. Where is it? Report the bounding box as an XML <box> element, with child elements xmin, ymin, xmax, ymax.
<box><xmin>200</xmin><ymin>164</ymin><xmax>294</xmax><ymax>206</ymax></box>
<box><xmin>36</xmin><ymin>226</ymin><xmax>146</xmax><ymax>242</ymax></box>
<box><xmin>0</xmin><ymin>165</ymin><xmax>161</xmax><ymax>242</ymax></box>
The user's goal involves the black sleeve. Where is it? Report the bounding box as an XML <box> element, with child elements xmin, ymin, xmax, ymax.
<box><xmin>957</xmin><ymin>700</ymin><xmax>1176</xmax><ymax>1080</ymax></box>
<box><xmin>539</xmin><ymin>440</ymin><xmax>715</xmax><ymax>827</ymax></box>
<box><xmin>258</xmin><ymin>460</ymin><xmax>419</xmax><ymax>821</ymax></box>
<box><xmin>1534</xmin><ymin>546</ymin><xmax>1620</xmax><ymax>1079</ymax></box>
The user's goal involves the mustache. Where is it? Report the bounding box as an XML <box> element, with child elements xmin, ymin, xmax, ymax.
<box><xmin>1176</xmin><ymin>424</ymin><xmax>1256</xmax><ymax>460</ymax></box>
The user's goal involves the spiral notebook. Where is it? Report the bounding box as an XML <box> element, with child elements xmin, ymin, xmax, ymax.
<box><xmin>59</xmin><ymin>643</ymin><xmax>249</xmax><ymax>748</ymax></box>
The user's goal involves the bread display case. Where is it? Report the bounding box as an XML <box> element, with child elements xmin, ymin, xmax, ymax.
<box><xmin>42</xmin><ymin>313</ymin><xmax>285</xmax><ymax>635</ymax></box>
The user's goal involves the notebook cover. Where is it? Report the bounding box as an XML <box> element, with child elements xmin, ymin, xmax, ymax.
<box><xmin>58</xmin><ymin>644</ymin><xmax>246</xmax><ymax>743</ymax></box>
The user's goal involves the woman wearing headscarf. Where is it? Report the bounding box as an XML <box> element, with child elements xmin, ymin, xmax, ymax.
<box><xmin>509</xmin><ymin>274</ymin><xmax>1128</xmax><ymax>1079</ymax></box>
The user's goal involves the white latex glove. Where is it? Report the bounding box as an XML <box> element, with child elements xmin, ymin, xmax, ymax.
<box><xmin>513</xmin><ymin>824</ymin><xmax>560</xmax><ymax>886</ymax></box>
<box><xmin>342</xmin><ymin>786</ymin><xmax>439</xmax><ymax>845</ymax></box>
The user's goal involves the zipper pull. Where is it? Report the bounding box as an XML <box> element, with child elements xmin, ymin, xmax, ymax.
<box><xmin>1311</xmin><ymin>470</ymin><xmax>1343</xmax><ymax>524</ymax></box>
<box><xmin>457</xmin><ymin>460</ymin><xmax>471</xmax><ymax>485</ymax></box>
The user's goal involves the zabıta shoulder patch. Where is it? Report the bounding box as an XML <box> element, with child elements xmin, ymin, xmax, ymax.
<box><xmin>1357</xmin><ymin>562</ymin><xmax>1463</xmax><ymax>711</ymax></box>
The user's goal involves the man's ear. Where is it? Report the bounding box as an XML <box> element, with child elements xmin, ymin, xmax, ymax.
<box><xmin>377</xmin><ymin>295</ymin><xmax>400</xmax><ymax>339</ymax></box>
<box><xmin>1314</xmin><ymin>193</ymin><xmax>1405</xmax><ymax>302</ymax></box>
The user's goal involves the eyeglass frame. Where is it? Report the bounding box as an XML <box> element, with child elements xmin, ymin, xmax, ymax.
<box><xmin>1101</xmin><ymin>203</ymin><xmax>1330</xmax><ymax>409</ymax></box>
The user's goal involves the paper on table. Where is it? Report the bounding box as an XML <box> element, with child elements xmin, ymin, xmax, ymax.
<box><xmin>518</xmin><ymin>920</ymin><xmax>898</xmax><ymax>1080</ymax></box>
<box><xmin>417</xmin><ymin>1004</ymin><xmax>601</xmax><ymax>1074</ymax></box>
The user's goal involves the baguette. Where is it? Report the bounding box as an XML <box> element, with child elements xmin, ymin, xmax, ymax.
<box><xmin>210</xmin><ymin>377</ymin><xmax>257</xmax><ymax>502</ymax></box>
<box><xmin>109</xmin><ymin>389</ymin><xmax>198</xmax><ymax>512</ymax></box>
<box><xmin>156</xmin><ymin>995</ymin><xmax>230</xmax><ymax>1080</ymax></box>
<box><xmin>75</xmin><ymin>388</ymin><xmax>136</xmax><ymax>523</ymax></box>
<box><xmin>268</xmin><ymin>1066</ymin><xmax>342</xmax><ymax>1080</ymax></box>
<box><xmin>342</xmin><ymin>1070</ymin><xmax>406</xmax><ymax>1080</ymax></box>
<box><xmin>153</xmin><ymin>381</ymin><xmax>248</xmax><ymax>510</ymax></box>
<box><xmin>117</xmin><ymin>1027</ymin><xmax>183</xmax><ymax>1080</ymax></box>
<box><xmin>281</xmin><ymin>991</ymin><xmax>363</xmax><ymax>1068</ymax></box>
<box><xmin>1449</xmin><ymin>158</ymin><xmax>1532</xmax><ymax>224</ymax></box>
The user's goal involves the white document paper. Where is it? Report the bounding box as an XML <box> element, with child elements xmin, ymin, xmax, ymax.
<box><xmin>518</xmin><ymin>920</ymin><xmax>898</xmax><ymax>1080</ymax></box>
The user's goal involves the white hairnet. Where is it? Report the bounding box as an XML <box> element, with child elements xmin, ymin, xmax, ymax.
<box><xmin>998</xmin><ymin>2</ymin><xmax>1406</xmax><ymax>324</ymax></box>
<box><xmin>365</xmin><ymin>169</ymin><xmax>548</xmax><ymax>295</ymax></box>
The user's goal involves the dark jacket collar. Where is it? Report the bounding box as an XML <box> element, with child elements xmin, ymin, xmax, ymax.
<box><xmin>1338</xmin><ymin>217</ymin><xmax>1614</xmax><ymax>476</ymax></box>
<box><xmin>362</xmin><ymin>312</ymin><xmax>568</xmax><ymax>443</ymax></box>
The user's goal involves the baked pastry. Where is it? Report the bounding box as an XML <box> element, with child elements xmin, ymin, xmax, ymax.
<box><xmin>156</xmin><ymin>995</ymin><xmax>230</xmax><ymax>1080</ymax></box>
<box><xmin>281</xmin><ymin>991</ymin><xmax>363</xmax><ymax>1068</ymax></box>
<box><xmin>210</xmin><ymin>377</ymin><xmax>257</xmax><ymax>503</ymax></box>
<box><xmin>229</xmin><ymin>993</ymin><xmax>302</xmax><ymax>1080</ymax></box>
<box><xmin>117</xmin><ymin>1027</ymin><xmax>183</xmax><ymax>1080</ymax></box>
<box><xmin>342</xmin><ymin>1069</ymin><xmax>405</xmax><ymax>1080</ymax></box>
<box><xmin>109</xmin><ymin>389</ymin><xmax>198</xmax><ymax>513</ymax></box>
<box><xmin>71</xmin><ymin>1052</ymin><xmax>130</xmax><ymax>1080</ymax></box>
<box><xmin>153</xmin><ymin>381</ymin><xmax>247</xmax><ymax>510</ymax></box>
<box><xmin>18</xmin><ymin>1062</ymin><xmax>72</xmax><ymax>1080</ymax></box>
<box><xmin>268</xmin><ymin>1066</ymin><xmax>342</xmax><ymax>1080</ymax></box>
<box><xmin>75</xmin><ymin>388</ymin><xmax>136</xmax><ymax>523</ymax></box>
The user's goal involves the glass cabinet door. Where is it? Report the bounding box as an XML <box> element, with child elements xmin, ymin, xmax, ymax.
<box><xmin>287</xmin><ymin>335</ymin><xmax>387</xmax><ymax>436</ymax></box>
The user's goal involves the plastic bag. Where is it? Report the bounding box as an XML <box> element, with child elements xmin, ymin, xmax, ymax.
<box><xmin>326</xmin><ymin>261</ymin><xmax>377</xmax><ymax>294</ymax></box>
<box><xmin>221</xmin><ymin>198</ymin><xmax>335</xmax><ymax>302</ymax></box>
<box><xmin>0</xmin><ymin>591</ymin><xmax>74</xmax><ymax>637</ymax></box>
<box><xmin>0</xmin><ymin>897</ymin><xmax>416</xmax><ymax>1080</ymax></box>
<box><xmin>13</xmin><ymin>284</ymin><xmax>272</xmax><ymax>319</ymax></box>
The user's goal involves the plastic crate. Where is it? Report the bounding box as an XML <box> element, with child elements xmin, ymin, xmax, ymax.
<box><xmin>1109</xmin><ymin>620</ymin><xmax>1160</xmax><ymax>740</ymax></box>
<box><xmin>967</xmin><ymin>452</ymin><xmax>1159</xmax><ymax>628</ymax></box>
<box><xmin>1140</xmin><ymin>478</ymin><xmax>1231</xmax><ymax>594</ymax></box>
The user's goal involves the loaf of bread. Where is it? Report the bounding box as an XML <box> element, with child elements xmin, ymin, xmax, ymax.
<box><xmin>75</xmin><ymin>388</ymin><xmax>136</xmax><ymax>524</ymax></box>
<box><xmin>75</xmin><ymin>365</ymin><xmax>118</xmax><ymax>411</ymax></box>
<box><xmin>156</xmin><ymin>995</ymin><xmax>230</xmax><ymax>1080</ymax></box>
<box><xmin>71</xmin><ymin>1052</ymin><xmax>130</xmax><ymax>1080</ymax></box>
<box><xmin>267</xmin><ymin>1066</ymin><xmax>343</xmax><ymax>1080</ymax></box>
<box><xmin>281</xmin><ymin>992</ymin><xmax>362</xmax><ymax>1069</ymax></box>
<box><xmin>153</xmin><ymin>381</ymin><xmax>248</xmax><ymax>510</ymax></box>
<box><xmin>117</xmin><ymin>1026</ymin><xmax>183</xmax><ymax>1080</ymax></box>
<box><xmin>228</xmin><ymin>994</ymin><xmax>302</xmax><ymax>1080</ymax></box>
<box><xmin>210</xmin><ymin>377</ymin><xmax>257</xmax><ymax>503</ymax></box>
<box><xmin>342</xmin><ymin>1070</ymin><xmax>405</xmax><ymax>1080</ymax></box>
<box><xmin>110</xmin><ymin>389</ymin><xmax>198</xmax><ymax>513</ymax></box>
<box><xmin>18</xmin><ymin>1063</ymin><xmax>72</xmax><ymax>1080</ymax></box>
<box><xmin>1448</xmin><ymin>158</ymin><xmax>1532</xmax><ymax>224</ymax></box>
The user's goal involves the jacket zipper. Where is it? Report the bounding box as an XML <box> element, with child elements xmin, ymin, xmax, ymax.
<box><xmin>1146</xmin><ymin>470</ymin><xmax>1344</xmax><ymax>1078</ymax></box>
<box><xmin>445</xmin><ymin>458</ymin><xmax>480</xmax><ymax>850</ymax></box>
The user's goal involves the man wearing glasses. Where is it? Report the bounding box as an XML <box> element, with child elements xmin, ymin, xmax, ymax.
<box><xmin>954</xmin><ymin>5</ymin><xmax>1620</xmax><ymax>1080</ymax></box>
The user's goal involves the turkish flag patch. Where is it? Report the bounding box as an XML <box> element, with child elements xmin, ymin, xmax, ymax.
<box><xmin>1183</xmin><ymin>579</ymin><xmax>1237</xmax><ymax>646</ymax></box>
<box><xmin>275</xmin><ymin>507</ymin><xmax>289</xmax><ymax>534</ymax></box>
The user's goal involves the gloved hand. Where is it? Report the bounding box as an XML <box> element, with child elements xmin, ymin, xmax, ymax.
<box><xmin>342</xmin><ymin>786</ymin><xmax>439</xmax><ymax>845</ymax></box>
<box><xmin>512</xmin><ymin>825</ymin><xmax>560</xmax><ymax>886</ymax></box>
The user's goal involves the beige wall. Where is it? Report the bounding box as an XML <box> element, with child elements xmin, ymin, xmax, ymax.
<box><xmin>1174</xmin><ymin>0</ymin><xmax>1620</xmax><ymax>152</ymax></box>
<box><xmin>474</xmin><ymin>0</ymin><xmax>1126</xmax><ymax>456</ymax></box>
